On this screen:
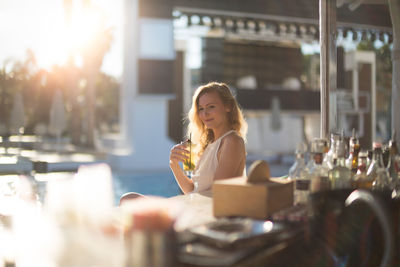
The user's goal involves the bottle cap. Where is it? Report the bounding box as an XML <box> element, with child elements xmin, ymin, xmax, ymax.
<box><xmin>311</xmin><ymin>138</ymin><xmax>328</xmax><ymax>153</ymax></box>
<box><xmin>358</xmin><ymin>150</ymin><xmax>368</xmax><ymax>158</ymax></box>
<box><xmin>373</xmin><ymin>142</ymin><xmax>382</xmax><ymax>149</ymax></box>
<box><xmin>349</xmin><ymin>129</ymin><xmax>359</xmax><ymax>147</ymax></box>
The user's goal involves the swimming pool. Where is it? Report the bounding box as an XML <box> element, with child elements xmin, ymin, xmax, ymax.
<box><xmin>112</xmin><ymin>160</ymin><xmax>291</xmax><ymax>204</ymax></box>
<box><xmin>112</xmin><ymin>171</ymin><xmax>182</xmax><ymax>203</ymax></box>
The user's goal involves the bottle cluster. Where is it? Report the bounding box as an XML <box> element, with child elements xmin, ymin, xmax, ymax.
<box><xmin>288</xmin><ymin>130</ymin><xmax>400</xmax><ymax>205</ymax></box>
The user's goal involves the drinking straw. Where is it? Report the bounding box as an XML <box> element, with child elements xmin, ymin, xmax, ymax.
<box><xmin>189</xmin><ymin>132</ymin><xmax>192</xmax><ymax>168</ymax></box>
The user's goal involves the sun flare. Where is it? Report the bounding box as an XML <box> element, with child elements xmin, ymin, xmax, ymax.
<box><xmin>24</xmin><ymin>0</ymin><xmax>110</xmax><ymax>69</ymax></box>
<box><xmin>1</xmin><ymin>0</ymin><xmax>122</xmax><ymax>76</ymax></box>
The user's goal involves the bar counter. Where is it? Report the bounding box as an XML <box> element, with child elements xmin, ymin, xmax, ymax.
<box><xmin>170</xmin><ymin>191</ymin><xmax>317</xmax><ymax>267</ymax></box>
<box><xmin>171</xmin><ymin>189</ymin><xmax>400</xmax><ymax>267</ymax></box>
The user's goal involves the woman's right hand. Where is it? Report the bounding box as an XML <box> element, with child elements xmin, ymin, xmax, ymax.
<box><xmin>169</xmin><ymin>142</ymin><xmax>189</xmax><ymax>168</ymax></box>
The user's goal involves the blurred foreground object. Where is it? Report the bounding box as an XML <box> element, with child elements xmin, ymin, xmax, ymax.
<box><xmin>120</xmin><ymin>197</ymin><xmax>182</xmax><ymax>267</ymax></box>
<box><xmin>44</xmin><ymin>163</ymin><xmax>123</xmax><ymax>267</ymax></box>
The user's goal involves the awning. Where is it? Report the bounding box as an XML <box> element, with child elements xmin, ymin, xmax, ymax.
<box><xmin>173</xmin><ymin>0</ymin><xmax>393</xmax><ymax>43</ymax></box>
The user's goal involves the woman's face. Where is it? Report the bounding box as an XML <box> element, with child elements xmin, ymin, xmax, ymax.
<box><xmin>198</xmin><ymin>91</ymin><xmax>230</xmax><ymax>131</ymax></box>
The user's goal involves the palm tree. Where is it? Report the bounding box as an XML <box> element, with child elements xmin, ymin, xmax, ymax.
<box><xmin>81</xmin><ymin>9</ymin><xmax>113</xmax><ymax>147</ymax></box>
<box><xmin>63</xmin><ymin>0</ymin><xmax>82</xmax><ymax>145</ymax></box>
<box><xmin>63</xmin><ymin>0</ymin><xmax>114</xmax><ymax>148</ymax></box>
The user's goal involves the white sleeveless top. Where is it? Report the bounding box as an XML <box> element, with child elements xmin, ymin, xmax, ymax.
<box><xmin>191</xmin><ymin>130</ymin><xmax>245</xmax><ymax>193</ymax></box>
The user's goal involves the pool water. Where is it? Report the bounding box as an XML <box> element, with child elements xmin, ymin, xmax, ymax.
<box><xmin>112</xmin><ymin>161</ymin><xmax>290</xmax><ymax>204</ymax></box>
<box><xmin>112</xmin><ymin>171</ymin><xmax>182</xmax><ymax>204</ymax></box>
<box><xmin>30</xmin><ymin>161</ymin><xmax>288</xmax><ymax>208</ymax></box>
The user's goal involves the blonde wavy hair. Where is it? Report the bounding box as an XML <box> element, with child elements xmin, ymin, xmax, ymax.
<box><xmin>187</xmin><ymin>82</ymin><xmax>247</xmax><ymax>155</ymax></box>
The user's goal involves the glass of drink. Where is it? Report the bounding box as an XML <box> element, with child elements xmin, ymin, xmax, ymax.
<box><xmin>183</xmin><ymin>135</ymin><xmax>196</xmax><ymax>178</ymax></box>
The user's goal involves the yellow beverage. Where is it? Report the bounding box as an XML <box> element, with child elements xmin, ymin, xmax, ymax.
<box><xmin>183</xmin><ymin>139</ymin><xmax>195</xmax><ymax>171</ymax></box>
<box><xmin>183</xmin><ymin>157</ymin><xmax>195</xmax><ymax>171</ymax></box>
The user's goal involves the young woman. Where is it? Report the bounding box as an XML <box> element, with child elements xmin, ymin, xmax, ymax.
<box><xmin>169</xmin><ymin>82</ymin><xmax>248</xmax><ymax>194</ymax></box>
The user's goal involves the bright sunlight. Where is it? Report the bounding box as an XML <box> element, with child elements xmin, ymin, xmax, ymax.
<box><xmin>0</xmin><ymin>0</ymin><xmax>123</xmax><ymax>76</ymax></box>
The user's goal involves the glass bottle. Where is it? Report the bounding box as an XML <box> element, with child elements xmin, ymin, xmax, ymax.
<box><xmin>183</xmin><ymin>135</ymin><xmax>196</xmax><ymax>177</ymax></box>
<box><xmin>368</xmin><ymin>142</ymin><xmax>391</xmax><ymax>190</ymax></box>
<box><xmin>323</xmin><ymin>132</ymin><xmax>340</xmax><ymax>170</ymax></box>
<box><xmin>346</xmin><ymin>129</ymin><xmax>360</xmax><ymax>174</ymax></box>
<box><xmin>367</xmin><ymin>149</ymin><xmax>373</xmax><ymax>169</ymax></box>
<box><xmin>289</xmin><ymin>142</ymin><xmax>308</xmax><ymax>180</ymax></box>
<box><xmin>289</xmin><ymin>142</ymin><xmax>308</xmax><ymax>205</ymax></box>
<box><xmin>309</xmin><ymin>138</ymin><xmax>330</xmax><ymax>192</ymax></box>
<box><xmin>352</xmin><ymin>150</ymin><xmax>373</xmax><ymax>189</ymax></box>
<box><xmin>386</xmin><ymin>131</ymin><xmax>399</xmax><ymax>189</ymax></box>
<box><xmin>328</xmin><ymin>137</ymin><xmax>352</xmax><ymax>189</ymax></box>
<box><xmin>382</xmin><ymin>143</ymin><xmax>390</xmax><ymax>168</ymax></box>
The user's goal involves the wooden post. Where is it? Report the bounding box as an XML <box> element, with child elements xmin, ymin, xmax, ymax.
<box><xmin>319</xmin><ymin>0</ymin><xmax>337</xmax><ymax>139</ymax></box>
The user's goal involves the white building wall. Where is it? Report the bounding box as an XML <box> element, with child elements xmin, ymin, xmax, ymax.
<box><xmin>245</xmin><ymin>113</ymin><xmax>304</xmax><ymax>156</ymax></box>
<box><xmin>106</xmin><ymin>0</ymin><xmax>175</xmax><ymax>173</ymax></box>
<box><xmin>107</xmin><ymin>96</ymin><xmax>174</xmax><ymax>172</ymax></box>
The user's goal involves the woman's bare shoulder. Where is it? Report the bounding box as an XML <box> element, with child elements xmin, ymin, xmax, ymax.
<box><xmin>221</xmin><ymin>131</ymin><xmax>245</xmax><ymax>150</ymax></box>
